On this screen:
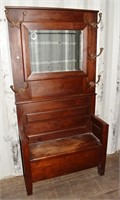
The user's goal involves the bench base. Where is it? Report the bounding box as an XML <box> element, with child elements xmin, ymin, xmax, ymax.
<box><xmin>29</xmin><ymin>133</ymin><xmax>102</xmax><ymax>182</ymax></box>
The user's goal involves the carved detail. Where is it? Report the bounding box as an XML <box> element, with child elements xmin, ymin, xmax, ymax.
<box><xmin>5</xmin><ymin>9</ymin><xmax>27</xmax><ymax>28</ymax></box>
<box><xmin>88</xmin><ymin>75</ymin><xmax>101</xmax><ymax>88</ymax></box>
<box><xmin>10</xmin><ymin>82</ymin><xmax>29</xmax><ymax>93</ymax></box>
<box><xmin>89</xmin><ymin>48</ymin><xmax>104</xmax><ymax>60</ymax></box>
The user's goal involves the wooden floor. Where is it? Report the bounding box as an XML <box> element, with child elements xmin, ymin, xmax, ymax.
<box><xmin>0</xmin><ymin>153</ymin><xmax>119</xmax><ymax>200</ymax></box>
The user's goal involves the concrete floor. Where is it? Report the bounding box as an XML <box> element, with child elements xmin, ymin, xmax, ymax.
<box><xmin>0</xmin><ymin>153</ymin><xmax>119</xmax><ymax>200</ymax></box>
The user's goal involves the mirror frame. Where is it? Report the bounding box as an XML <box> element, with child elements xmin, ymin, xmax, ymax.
<box><xmin>29</xmin><ymin>30</ymin><xmax>83</xmax><ymax>73</ymax></box>
<box><xmin>21</xmin><ymin>22</ymin><xmax>88</xmax><ymax>80</ymax></box>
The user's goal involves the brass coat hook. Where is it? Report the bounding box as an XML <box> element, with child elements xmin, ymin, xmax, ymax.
<box><xmin>5</xmin><ymin>9</ymin><xmax>27</xmax><ymax>28</ymax></box>
<box><xmin>89</xmin><ymin>47</ymin><xmax>104</xmax><ymax>60</ymax></box>
<box><xmin>88</xmin><ymin>75</ymin><xmax>101</xmax><ymax>88</ymax></box>
<box><xmin>10</xmin><ymin>81</ymin><xmax>29</xmax><ymax>94</ymax></box>
<box><xmin>86</xmin><ymin>13</ymin><xmax>102</xmax><ymax>28</ymax></box>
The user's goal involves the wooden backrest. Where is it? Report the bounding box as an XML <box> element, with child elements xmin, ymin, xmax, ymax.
<box><xmin>17</xmin><ymin>94</ymin><xmax>92</xmax><ymax>143</ymax></box>
<box><xmin>6</xmin><ymin>7</ymin><xmax>98</xmax><ymax>143</ymax></box>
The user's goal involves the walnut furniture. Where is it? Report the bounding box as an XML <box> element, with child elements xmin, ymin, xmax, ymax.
<box><xmin>6</xmin><ymin>7</ymin><xmax>108</xmax><ymax>195</ymax></box>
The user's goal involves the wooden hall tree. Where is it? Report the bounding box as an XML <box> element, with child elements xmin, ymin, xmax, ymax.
<box><xmin>6</xmin><ymin>7</ymin><xmax>108</xmax><ymax>195</ymax></box>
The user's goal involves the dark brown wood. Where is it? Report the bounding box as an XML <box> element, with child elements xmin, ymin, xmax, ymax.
<box><xmin>30</xmin><ymin>133</ymin><xmax>101</xmax><ymax>182</ymax></box>
<box><xmin>91</xmin><ymin>115</ymin><xmax>109</xmax><ymax>175</ymax></box>
<box><xmin>19</xmin><ymin>127</ymin><xmax>32</xmax><ymax>195</ymax></box>
<box><xmin>6</xmin><ymin>6</ymin><xmax>108</xmax><ymax>196</ymax></box>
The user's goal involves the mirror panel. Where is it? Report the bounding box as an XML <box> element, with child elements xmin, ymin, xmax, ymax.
<box><xmin>29</xmin><ymin>30</ymin><xmax>83</xmax><ymax>73</ymax></box>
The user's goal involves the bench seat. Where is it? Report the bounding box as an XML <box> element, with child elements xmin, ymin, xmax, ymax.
<box><xmin>29</xmin><ymin>133</ymin><xmax>102</xmax><ymax>182</ymax></box>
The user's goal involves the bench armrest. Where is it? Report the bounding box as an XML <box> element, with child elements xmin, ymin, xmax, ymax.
<box><xmin>19</xmin><ymin>126</ymin><xmax>32</xmax><ymax>184</ymax></box>
<box><xmin>91</xmin><ymin>115</ymin><xmax>109</xmax><ymax>175</ymax></box>
<box><xmin>91</xmin><ymin>115</ymin><xmax>109</xmax><ymax>145</ymax></box>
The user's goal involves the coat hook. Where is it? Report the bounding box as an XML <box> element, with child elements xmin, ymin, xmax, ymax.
<box><xmin>88</xmin><ymin>75</ymin><xmax>101</xmax><ymax>88</ymax></box>
<box><xmin>89</xmin><ymin>48</ymin><xmax>104</xmax><ymax>60</ymax></box>
<box><xmin>5</xmin><ymin>9</ymin><xmax>27</xmax><ymax>28</ymax></box>
<box><xmin>10</xmin><ymin>81</ymin><xmax>29</xmax><ymax>94</ymax></box>
<box><xmin>86</xmin><ymin>13</ymin><xmax>102</xmax><ymax>28</ymax></box>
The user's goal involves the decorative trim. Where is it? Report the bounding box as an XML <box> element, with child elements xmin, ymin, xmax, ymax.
<box><xmin>89</xmin><ymin>48</ymin><xmax>104</xmax><ymax>60</ymax></box>
<box><xmin>10</xmin><ymin>82</ymin><xmax>29</xmax><ymax>94</ymax></box>
<box><xmin>86</xmin><ymin>13</ymin><xmax>102</xmax><ymax>28</ymax></box>
<box><xmin>5</xmin><ymin>9</ymin><xmax>27</xmax><ymax>28</ymax></box>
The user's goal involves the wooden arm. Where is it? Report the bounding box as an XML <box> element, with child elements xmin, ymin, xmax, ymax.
<box><xmin>91</xmin><ymin>115</ymin><xmax>109</xmax><ymax>144</ymax></box>
<box><xmin>19</xmin><ymin>127</ymin><xmax>32</xmax><ymax>195</ymax></box>
<box><xmin>91</xmin><ymin>115</ymin><xmax>109</xmax><ymax>175</ymax></box>
<box><xmin>19</xmin><ymin>126</ymin><xmax>31</xmax><ymax>167</ymax></box>
<box><xmin>91</xmin><ymin>115</ymin><xmax>109</xmax><ymax>129</ymax></box>
<box><xmin>19</xmin><ymin>126</ymin><xmax>28</xmax><ymax>143</ymax></box>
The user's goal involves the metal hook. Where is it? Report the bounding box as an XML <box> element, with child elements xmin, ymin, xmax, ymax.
<box><xmin>88</xmin><ymin>75</ymin><xmax>101</xmax><ymax>88</ymax></box>
<box><xmin>89</xmin><ymin>47</ymin><xmax>104</xmax><ymax>60</ymax></box>
<box><xmin>10</xmin><ymin>81</ymin><xmax>29</xmax><ymax>94</ymax></box>
<box><xmin>86</xmin><ymin>13</ymin><xmax>102</xmax><ymax>28</ymax></box>
<box><xmin>5</xmin><ymin>9</ymin><xmax>27</xmax><ymax>28</ymax></box>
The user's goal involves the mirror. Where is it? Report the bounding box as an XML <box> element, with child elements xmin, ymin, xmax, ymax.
<box><xmin>29</xmin><ymin>30</ymin><xmax>83</xmax><ymax>73</ymax></box>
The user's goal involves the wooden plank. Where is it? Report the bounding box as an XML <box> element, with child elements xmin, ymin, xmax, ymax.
<box><xmin>31</xmin><ymin>78</ymin><xmax>83</xmax><ymax>98</ymax></box>
<box><xmin>29</xmin><ymin>133</ymin><xmax>101</xmax><ymax>160</ymax></box>
<box><xmin>24</xmin><ymin>115</ymin><xmax>90</xmax><ymax>136</ymax></box>
<box><xmin>31</xmin><ymin>146</ymin><xmax>101</xmax><ymax>182</ymax></box>
<box><xmin>26</xmin><ymin>106</ymin><xmax>90</xmax><ymax>122</ymax></box>
<box><xmin>28</xmin><ymin>126</ymin><xmax>89</xmax><ymax>143</ymax></box>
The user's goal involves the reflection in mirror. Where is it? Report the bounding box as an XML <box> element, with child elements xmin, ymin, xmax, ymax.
<box><xmin>29</xmin><ymin>30</ymin><xmax>83</xmax><ymax>73</ymax></box>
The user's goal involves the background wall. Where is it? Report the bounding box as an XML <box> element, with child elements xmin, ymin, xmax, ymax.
<box><xmin>0</xmin><ymin>0</ymin><xmax>120</xmax><ymax>179</ymax></box>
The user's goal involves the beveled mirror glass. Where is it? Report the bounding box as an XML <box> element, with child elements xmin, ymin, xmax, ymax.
<box><xmin>29</xmin><ymin>30</ymin><xmax>83</xmax><ymax>73</ymax></box>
